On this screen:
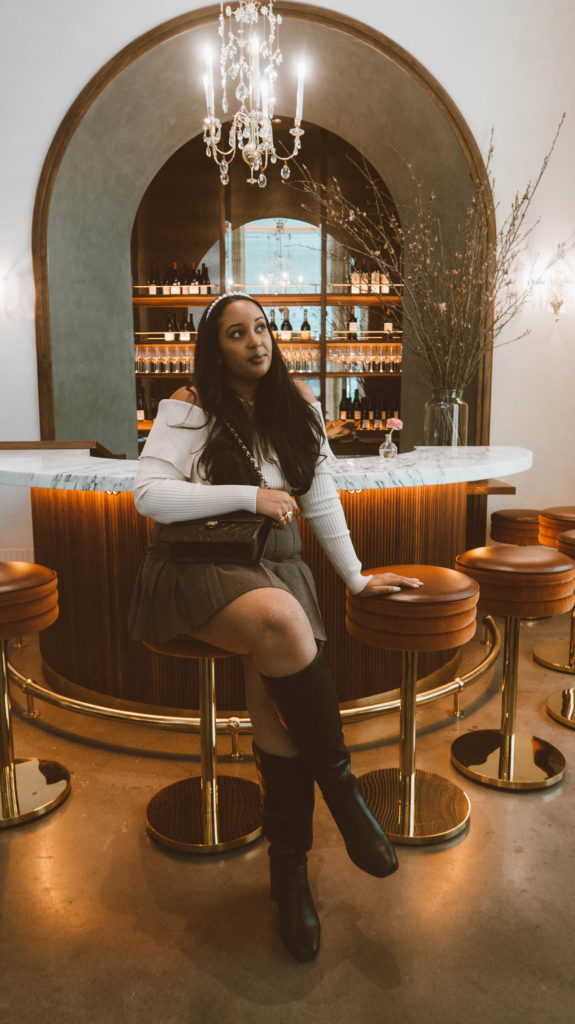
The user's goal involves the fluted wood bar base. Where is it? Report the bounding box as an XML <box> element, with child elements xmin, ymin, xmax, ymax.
<box><xmin>31</xmin><ymin>483</ymin><xmax>467</xmax><ymax>710</ymax></box>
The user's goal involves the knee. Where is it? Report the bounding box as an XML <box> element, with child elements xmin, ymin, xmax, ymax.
<box><xmin>255</xmin><ymin>594</ymin><xmax>311</xmax><ymax>649</ymax></box>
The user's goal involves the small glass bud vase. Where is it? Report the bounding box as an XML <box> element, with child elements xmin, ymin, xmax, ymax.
<box><xmin>379</xmin><ymin>431</ymin><xmax>398</xmax><ymax>459</ymax></box>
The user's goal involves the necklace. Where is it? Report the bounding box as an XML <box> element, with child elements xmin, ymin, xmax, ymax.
<box><xmin>237</xmin><ymin>395</ymin><xmax>255</xmax><ymax>409</ymax></box>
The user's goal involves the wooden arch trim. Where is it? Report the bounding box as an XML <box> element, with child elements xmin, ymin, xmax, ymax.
<box><xmin>32</xmin><ymin>1</ymin><xmax>494</xmax><ymax>440</ymax></box>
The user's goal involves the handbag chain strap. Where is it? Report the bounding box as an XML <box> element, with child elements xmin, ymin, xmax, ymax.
<box><xmin>223</xmin><ymin>418</ymin><xmax>270</xmax><ymax>489</ymax></box>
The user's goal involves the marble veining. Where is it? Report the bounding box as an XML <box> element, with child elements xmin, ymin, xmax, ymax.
<box><xmin>0</xmin><ymin>446</ymin><xmax>533</xmax><ymax>493</ymax></box>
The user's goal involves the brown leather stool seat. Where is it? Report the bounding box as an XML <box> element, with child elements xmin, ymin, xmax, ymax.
<box><xmin>0</xmin><ymin>561</ymin><xmax>70</xmax><ymax>826</ymax></box>
<box><xmin>142</xmin><ymin>636</ymin><xmax>262</xmax><ymax>853</ymax></box>
<box><xmin>346</xmin><ymin>564</ymin><xmax>479</xmax><ymax>845</ymax></box>
<box><xmin>538</xmin><ymin>529</ymin><xmax>575</xmax><ymax>727</ymax></box>
<box><xmin>490</xmin><ymin>508</ymin><xmax>540</xmax><ymax>545</ymax></box>
<box><xmin>451</xmin><ymin>545</ymin><xmax>574</xmax><ymax>789</ymax></box>
<box><xmin>538</xmin><ymin>506</ymin><xmax>575</xmax><ymax>547</ymax></box>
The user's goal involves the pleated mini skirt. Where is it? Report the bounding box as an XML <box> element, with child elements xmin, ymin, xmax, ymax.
<box><xmin>128</xmin><ymin>515</ymin><xmax>326</xmax><ymax>646</ymax></box>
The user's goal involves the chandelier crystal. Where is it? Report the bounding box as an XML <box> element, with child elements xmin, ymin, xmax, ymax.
<box><xmin>202</xmin><ymin>1</ymin><xmax>305</xmax><ymax>188</ymax></box>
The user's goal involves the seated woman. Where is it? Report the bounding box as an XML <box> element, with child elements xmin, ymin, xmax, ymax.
<box><xmin>129</xmin><ymin>292</ymin><xmax>422</xmax><ymax>963</ymax></box>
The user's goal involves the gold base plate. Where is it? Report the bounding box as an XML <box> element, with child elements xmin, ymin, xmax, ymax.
<box><xmin>451</xmin><ymin>730</ymin><xmax>566</xmax><ymax>790</ymax></box>
<box><xmin>532</xmin><ymin>640</ymin><xmax>575</xmax><ymax>675</ymax></box>
<box><xmin>547</xmin><ymin>688</ymin><xmax>575</xmax><ymax>730</ymax></box>
<box><xmin>0</xmin><ymin>758</ymin><xmax>71</xmax><ymax>827</ymax></box>
<box><xmin>359</xmin><ymin>767</ymin><xmax>470</xmax><ymax>845</ymax></box>
<box><xmin>146</xmin><ymin>774</ymin><xmax>262</xmax><ymax>854</ymax></box>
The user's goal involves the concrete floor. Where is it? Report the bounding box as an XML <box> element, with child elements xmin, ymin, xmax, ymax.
<box><xmin>1</xmin><ymin>613</ymin><xmax>574</xmax><ymax>1024</ymax></box>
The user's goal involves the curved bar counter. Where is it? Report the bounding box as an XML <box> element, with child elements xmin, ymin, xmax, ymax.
<box><xmin>0</xmin><ymin>446</ymin><xmax>532</xmax><ymax>712</ymax></box>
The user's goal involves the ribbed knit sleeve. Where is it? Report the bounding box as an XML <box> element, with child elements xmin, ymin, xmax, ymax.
<box><xmin>297</xmin><ymin>404</ymin><xmax>371</xmax><ymax>595</ymax></box>
<box><xmin>133</xmin><ymin>400</ymin><xmax>258</xmax><ymax>523</ymax></box>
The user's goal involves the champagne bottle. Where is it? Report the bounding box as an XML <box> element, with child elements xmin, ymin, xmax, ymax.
<box><xmin>347</xmin><ymin>307</ymin><xmax>358</xmax><ymax>339</ymax></box>
<box><xmin>280</xmin><ymin>308</ymin><xmax>293</xmax><ymax>342</ymax></box>
<box><xmin>373</xmin><ymin>396</ymin><xmax>383</xmax><ymax>431</ymax></box>
<box><xmin>268</xmin><ymin>309</ymin><xmax>278</xmax><ymax>340</ymax></box>
<box><xmin>300</xmin><ymin>308</ymin><xmax>311</xmax><ymax>341</ymax></box>
<box><xmin>339</xmin><ymin>387</ymin><xmax>348</xmax><ymax>421</ymax></box>
<box><xmin>360</xmin><ymin>397</ymin><xmax>370</xmax><ymax>431</ymax></box>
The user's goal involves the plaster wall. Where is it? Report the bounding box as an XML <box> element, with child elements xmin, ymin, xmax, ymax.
<box><xmin>1</xmin><ymin>1</ymin><xmax>574</xmax><ymax>554</ymax></box>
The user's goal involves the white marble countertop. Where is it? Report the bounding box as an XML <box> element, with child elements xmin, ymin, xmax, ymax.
<box><xmin>0</xmin><ymin>445</ymin><xmax>532</xmax><ymax>492</ymax></box>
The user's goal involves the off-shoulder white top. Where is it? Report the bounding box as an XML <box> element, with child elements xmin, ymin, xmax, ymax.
<box><xmin>134</xmin><ymin>399</ymin><xmax>370</xmax><ymax>594</ymax></box>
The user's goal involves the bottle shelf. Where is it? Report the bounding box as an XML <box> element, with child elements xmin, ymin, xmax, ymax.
<box><xmin>132</xmin><ymin>292</ymin><xmax>402</xmax><ymax>308</ymax></box>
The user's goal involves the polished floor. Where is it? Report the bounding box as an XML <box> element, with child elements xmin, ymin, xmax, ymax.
<box><xmin>1</xmin><ymin>613</ymin><xmax>574</xmax><ymax>1024</ymax></box>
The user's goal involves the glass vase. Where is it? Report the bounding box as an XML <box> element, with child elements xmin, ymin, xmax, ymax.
<box><xmin>379</xmin><ymin>431</ymin><xmax>398</xmax><ymax>459</ymax></box>
<box><xmin>423</xmin><ymin>389</ymin><xmax>468</xmax><ymax>446</ymax></box>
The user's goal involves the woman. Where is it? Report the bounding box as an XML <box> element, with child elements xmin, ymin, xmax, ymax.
<box><xmin>129</xmin><ymin>292</ymin><xmax>422</xmax><ymax>963</ymax></box>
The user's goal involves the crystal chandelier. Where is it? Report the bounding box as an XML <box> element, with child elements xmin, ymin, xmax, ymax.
<box><xmin>202</xmin><ymin>1</ymin><xmax>305</xmax><ymax>188</ymax></box>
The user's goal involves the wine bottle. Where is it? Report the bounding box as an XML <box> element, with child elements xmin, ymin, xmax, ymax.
<box><xmin>360</xmin><ymin>397</ymin><xmax>370</xmax><ymax>431</ymax></box>
<box><xmin>339</xmin><ymin>387</ymin><xmax>348</xmax><ymax>421</ymax></box>
<box><xmin>360</xmin><ymin>260</ymin><xmax>369</xmax><ymax>295</ymax></box>
<box><xmin>352</xmin><ymin>388</ymin><xmax>362</xmax><ymax>425</ymax></box>
<box><xmin>268</xmin><ymin>309</ymin><xmax>278</xmax><ymax>340</ymax></box>
<box><xmin>199</xmin><ymin>263</ymin><xmax>208</xmax><ymax>296</ymax></box>
<box><xmin>148</xmin><ymin>267</ymin><xmax>158</xmax><ymax>296</ymax></box>
<box><xmin>350</xmin><ymin>260</ymin><xmax>360</xmax><ymax>294</ymax></box>
<box><xmin>137</xmin><ymin>392</ymin><xmax>146</xmax><ymax>422</ymax></box>
<box><xmin>368</xmin><ymin>394</ymin><xmax>375</xmax><ymax>429</ymax></box>
<box><xmin>170</xmin><ymin>262</ymin><xmax>181</xmax><ymax>295</ymax></box>
<box><xmin>164</xmin><ymin>314</ymin><xmax>175</xmax><ymax>342</ymax></box>
<box><xmin>300</xmin><ymin>308</ymin><xmax>311</xmax><ymax>341</ymax></box>
<box><xmin>179</xmin><ymin>311</ymin><xmax>191</xmax><ymax>341</ymax></box>
<box><xmin>162</xmin><ymin>267</ymin><xmax>171</xmax><ymax>296</ymax></box>
<box><xmin>370</xmin><ymin>266</ymin><xmax>380</xmax><ymax>294</ymax></box>
<box><xmin>189</xmin><ymin>261</ymin><xmax>199</xmax><ymax>295</ymax></box>
<box><xmin>280</xmin><ymin>308</ymin><xmax>293</xmax><ymax>342</ymax></box>
<box><xmin>181</xmin><ymin>264</ymin><xmax>190</xmax><ymax>296</ymax></box>
<box><xmin>347</xmin><ymin>307</ymin><xmax>358</xmax><ymax>339</ymax></box>
<box><xmin>373</xmin><ymin>397</ymin><xmax>383</xmax><ymax>431</ymax></box>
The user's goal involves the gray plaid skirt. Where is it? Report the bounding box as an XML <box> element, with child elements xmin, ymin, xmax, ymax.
<box><xmin>128</xmin><ymin>515</ymin><xmax>326</xmax><ymax>646</ymax></box>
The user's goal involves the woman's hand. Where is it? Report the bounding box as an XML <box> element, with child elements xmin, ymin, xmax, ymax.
<box><xmin>360</xmin><ymin>572</ymin><xmax>424</xmax><ymax>597</ymax></box>
<box><xmin>256</xmin><ymin>489</ymin><xmax>298</xmax><ymax>527</ymax></box>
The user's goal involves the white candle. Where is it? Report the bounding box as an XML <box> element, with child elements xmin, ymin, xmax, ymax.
<box><xmin>252</xmin><ymin>38</ymin><xmax>261</xmax><ymax>109</ymax></box>
<box><xmin>296</xmin><ymin>61</ymin><xmax>305</xmax><ymax>123</ymax></box>
<box><xmin>261</xmin><ymin>79</ymin><xmax>269</xmax><ymax>118</ymax></box>
<box><xmin>204</xmin><ymin>48</ymin><xmax>215</xmax><ymax>113</ymax></box>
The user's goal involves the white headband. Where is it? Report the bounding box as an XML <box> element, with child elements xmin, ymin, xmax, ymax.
<box><xmin>205</xmin><ymin>291</ymin><xmax>256</xmax><ymax>321</ymax></box>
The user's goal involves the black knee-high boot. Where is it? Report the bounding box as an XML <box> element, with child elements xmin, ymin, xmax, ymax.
<box><xmin>262</xmin><ymin>647</ymin><xmax>398</xmax><ymax>879</ymax></box>
<box><xmin>253</xmin><ymin>743</ymin><xmax>320</xmax><ymax>963</ymax></box>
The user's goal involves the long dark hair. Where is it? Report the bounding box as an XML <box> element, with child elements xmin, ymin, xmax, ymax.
<box><xmin>192</xmin><ymin>293</ymin><xmax>323</xmax><ymax>494</ymax></box>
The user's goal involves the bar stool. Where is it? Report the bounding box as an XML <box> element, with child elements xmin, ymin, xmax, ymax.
<box><xmin>451</xmin><ymin>546</ymin><xmax>574</xmax><ymax>789</ymax></box>
<box><xmin>538</xmin><ymin>506</ymin><xmax>575</xmax><ymax>547</ymax></box>
<box><xmin>346</xmin><ymin>564</ymin><xmax>479</xmax><ymax>845</ymax></box>
<box><xmin>1</xmin><ymin>561</ymin><xmax>70</xmax><ymax>826</ymax></box>
<box><xmin>534</xmin><ymin>510</ymin><xmax>575</xmax><ymax>676</ymax></box>
<box><xmin>490</xmin><ymin>508</ymin><xmax>540</xmax><ymax>545</ymax></box>
<box><xmin>542</xmin><ymin>530</ymin><xmax>575</xmax><ymax>728</ymax></box>
<box><xmin>142</xmin><ymin>636</ymin><xmax>262</xmax><ymax>854</ymax></box>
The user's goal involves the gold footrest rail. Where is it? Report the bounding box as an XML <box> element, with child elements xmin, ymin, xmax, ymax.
<box><xmin>6</xmin><ymin>617</ymin><xmax>500</xmax><ymax>741</ymax></box>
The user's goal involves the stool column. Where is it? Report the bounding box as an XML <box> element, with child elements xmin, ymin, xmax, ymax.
<box><xmin>199</xmin><ymin>658</ymin><xmax>218</xmax><ymax>847</ymax></box>
<box><xmin>1</xmin><ymin>639</ymin><xmax>18</xmax><ymax>818</ymax></box>
<box><xmin>399</xmin><ymin>651</ymin><xmax>417</xmax><ymax>837</ymax></box>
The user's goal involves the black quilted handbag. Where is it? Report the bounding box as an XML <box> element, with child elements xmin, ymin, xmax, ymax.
<box><xmin>156</xmin><ymin>511</ymin><xmax>273</xmax><ymax>564</ymax></box>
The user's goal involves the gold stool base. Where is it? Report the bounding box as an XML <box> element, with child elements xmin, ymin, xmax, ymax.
<box><xmin>359</xmin><ymin>767</ymin><xmax>470</xmax><ymax>845</ymax></box>
<box><xmin>451</xmin><ymin>729</ymin><xmax>566</xmax><ymax>790</ymax></box>
<box><xmin>532</xmin><ymin>640</ymin><xmax>575</xmax><ymax>675</ymax></box>
<box><xmin>0</xmin><ymin>757</ymin><xmax>71</xmax><ymax>827</ymax></box>
<box><xmin>146</xmin><ymin>774</ymin><xmax>262</xmax><ymax>854</ymax></box>
<box><xmin>547</xmin><ymin>688</ymin><xmax>575</xmax><ymax>729</ymax></box>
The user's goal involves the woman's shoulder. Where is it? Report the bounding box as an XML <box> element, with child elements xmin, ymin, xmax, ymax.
<box><xmin>293</xmin><ymin>380</ymin><xmax>317</xmax><ymax>405</ymax></box>
<box><xmin>169</xmin><ymin>385</ymin><xmax>203</xmax><ymax>407</ymax></box>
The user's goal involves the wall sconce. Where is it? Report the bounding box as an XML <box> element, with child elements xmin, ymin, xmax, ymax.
<box><xmin>533</xmin><ymin>262</ymin><xmax>574</xmax><ymax>321</ymax></box>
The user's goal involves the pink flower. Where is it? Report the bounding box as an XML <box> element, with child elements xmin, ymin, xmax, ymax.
<box><xmin>386</xmin><ymin>417</ymin><xmax>403</xmax><ymax>431</ymax></box>
<box><xmin>438</xmin><ymin>302</ymin><xmax>447</xmax><ymax>312</ymax></box>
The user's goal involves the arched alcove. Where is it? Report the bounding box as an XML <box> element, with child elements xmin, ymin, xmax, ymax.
<box><xmin>33</xmin><ymin>4</ymin><xmax>493</xmax><ymax>458</ymax></box>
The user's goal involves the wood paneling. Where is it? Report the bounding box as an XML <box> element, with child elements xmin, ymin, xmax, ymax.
<box><xmin>32</xmin><ymin>482</ymin><xmax>467</xmax><ymax>711</ymax></box>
